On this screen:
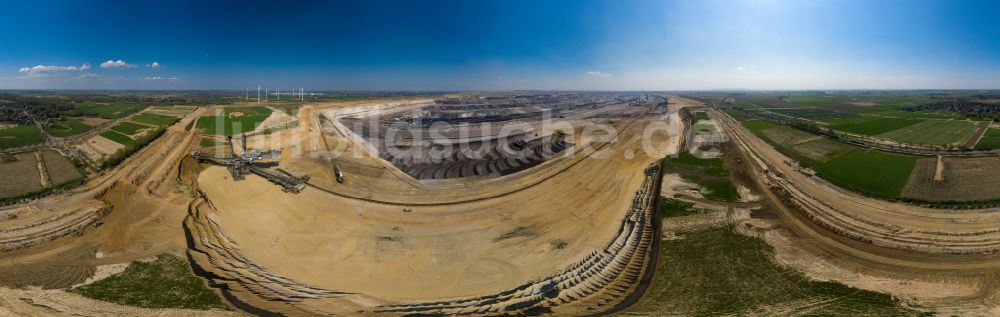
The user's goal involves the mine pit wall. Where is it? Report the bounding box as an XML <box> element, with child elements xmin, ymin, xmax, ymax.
<box><xmin>713</xmin><ymin>108</ymin><xmax>1000</xmax><ymax>255</ymax></box>
<box><xmin>182</xmin><ymin>164</ymin><xmax>664</xmax><ymax>317</ymax></box>
<box><xmin>0</xmin><ymin>204</ymin><xmax>109</xmax><ymax>252</ymax></box>
<box><xmin>580</xmin><ymin>160</ymin><xmax>663</xmax><ymax>317</ymax></box>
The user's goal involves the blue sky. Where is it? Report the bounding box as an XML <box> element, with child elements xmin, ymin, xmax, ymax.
<box><xmin>1</xmin><ymin>0</ymin><xmax>998</xmax><ymax>90</ymax></box>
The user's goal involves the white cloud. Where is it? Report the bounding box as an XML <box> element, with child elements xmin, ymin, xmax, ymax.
<box><xmin>735</xmin><ymin>66</ymin><xmax>759</xmax><ymax>73</ymax></box>
<box><xmin>585</xmin><ymin>71</ymin><xmax>612</xmax><ymax>77</ymax></box>
<box><xmin>735</xmin><ymin>66</ymin><xmax>748</xmax><ymax>71</ymax></box>
<box><xmin>100</xmin><ymin>60</ymin><xmax>136</xmax><ymax>69</ymax></box>
<box><xmin>18</xmin><ymin>64</ymin><xmax>91</xmax><ymax>77</ymax></box>
<box><xmin>146</xmin><ymin>62</ymin><xmax>161</xmax><ymax>68</ymax></box>
<box><xmin>145</xmin><ymin>76</ymin><xmax>179</xmax><ymax>81</ymax></box>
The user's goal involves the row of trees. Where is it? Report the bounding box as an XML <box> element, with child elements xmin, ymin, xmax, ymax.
<box><xmin>101</xmin><ymin>127</ymin><xmax>166</xmax><ymax>169</ymax></box>
<box><xmin>902</xmin><ymin>99</ymin><xmax>1000</xmax><ymax>120</ymax></box>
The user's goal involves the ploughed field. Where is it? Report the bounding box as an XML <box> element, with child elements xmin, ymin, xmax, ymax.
<box><xmin>0</xmin><ymin>149</ymin><xmax>83</xmax><ymax>202</ymax></box>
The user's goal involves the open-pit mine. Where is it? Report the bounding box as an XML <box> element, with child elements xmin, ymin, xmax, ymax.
<box><xmin>7</xmin><ymin>91</ymin><xmax>1000</xmax><ymax>315</ymax></box>
<box><xmin>1</xmin><ymin>93</ymin><xmax>682</xmax><ymax>316</ymax></box>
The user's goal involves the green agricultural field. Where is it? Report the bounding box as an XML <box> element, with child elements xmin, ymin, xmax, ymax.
<box><xmin>0</xmin><ymin>124</ymin><xmax>44</xmax><ymax>148</ymax></box>
<box><xmin>721</xmin><ymin>108</ymin><xmax>750</xmax><ymax>122</ymax></box>
<box><xmin>814</xmin><ymin>150</ymin><xmax>917</xmax><ymax>198</ymax></box>
<box><xmin>100</xmin><ymin>130</ymin><xmax>137</xmax><ymax>147</ymax></box>
<box><xmin>110</xmin><ymin>121</ymin><xmax>151</xmax><ymax>135</ymax></box>
<box><xmin>744</xmin><ymin>119</ymin><xmax>854</xmax><ymax>165</ymax></box>
<box><xmin>742</xmin><ymin>120</ymin><xmax>778</xmax><ymax>137</ymax></box>
<box><xmin>131</xmin><ymin>113</ymin><xmax>180</xmax><ymax>127</ymax></box>
<box><xmin>757</xmin><ymin>126</ymin><xmax>854</xmax><ymax>165</ymax></box>
<box><xmin>876</xmin><ymin>119</ymin><xmax>977</xmax><ymax>146</ymax></box>
<box><xmin>70</xmin><ymin>253</ymin><xmax>229</xmax><ymax>310</ymax></box>
<box><xmin>854</xmin><ymin>108</ymin><xmax>979</xmax><ymax>120</ymax></box>
<box><xmin>196</xmin><ymin>106</ymin><xmax>273</xmax><ymax>136</ymax></box>
<box><xmin>617</xmin><ymin>226</ymin><xmax>924</xmax><ymax>316</ymax></box>
<box><xmin>45</xmin><ymin>118</ymin><xmax>93</xmax><ymax>137</ymax></box>
<box><xmin>75</xmin><ymin>102</ymin><xmax>144</xmax><ymax>119</ymax></box>
<box><xmin>826</xmin><ymin>116</ymin><xmax>922</xmax><ymax>135</ymax></box>
<box><xmin>975</xmin><ymin>129</ymin><xmax>1000</xmax><ymax>150</ymax></box>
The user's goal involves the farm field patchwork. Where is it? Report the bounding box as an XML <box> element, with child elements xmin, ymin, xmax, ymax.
<box><xmin>99</xmin><ymin>130</ymin><xmax>137</xmax><ymax>148</ymax></box>
<box><xmin>0</xmin><ymin>124</ymin><xmax>44</xmax><ymax>148</ymax></box>
<box><xmin>739</xmin><ymin>116</ymin><xmax>919</xmax><ymax>198</ymax></box>
<box><xmin>814</xmin><ymin>150</ymin><xmax>917</xmax><ymax>198</ymax></box>
<box><xmin>757</xmin><ymin>126</ymin><xmax>853</xmax><ymax>164</ymax></box>
<box><xmin>876</xmin><ymin>119</ymin><xmax>977</xmax><ymax>146</ymax></box>
<box><xmin>45</xmin><ymin>118</ymin><xmax>94</xmax><ymax>137</ymax></box>
<box><xmin>974</xmin><ymin>129</ymin><xmax>1000</xmax><ymax>150</ymax></box>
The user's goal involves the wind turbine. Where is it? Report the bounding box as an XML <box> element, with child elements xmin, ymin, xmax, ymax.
<box><xmin>265</xmin><ymin>89</ymin><xmax>269</xmax><ymax>102</ymax></box>
<box><xmin>300</xmin><ymin>86</ymin><xmax>304</xmax><ymax>101</ymax></box>
<box><xmin>257</xmin><ymin>82</ymin><xmax>261</xmax><ymax>104</ymax></box>
<box><xmin>277</xmin><ymin>88</ymin><xmax>280</xmax><ymax>101</ymax></box>
<box><xmin>245</xmin><ymin>88</ymin><xmax>248</xmax><ymax>101</ymax></box>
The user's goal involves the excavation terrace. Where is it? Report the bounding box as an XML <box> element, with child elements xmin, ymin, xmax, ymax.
<box><xmin>336</xmin><ymin>94</ymin><xmax>653</xmax><ymax>181</ymax></box>
<box><xmin>184</xmin><ymin>93</ymin><xmax>679</xmax><ymax>315</ymax></box>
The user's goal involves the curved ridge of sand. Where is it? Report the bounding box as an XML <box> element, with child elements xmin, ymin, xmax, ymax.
<box><xmin>184</xmin><ymin>98</ymin><xmax>679</xmax><ymax>315</ymax></box>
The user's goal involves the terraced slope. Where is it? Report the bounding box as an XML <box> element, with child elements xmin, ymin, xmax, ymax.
<box><xmin>385</xmin><ymin>133</ymin><xmax>574</xmax><ymax>180</ymax></box>
<box><xmin>185</xmin><ymin>164</ymin><xmax>661</xmax><ymax>316</ymax></box>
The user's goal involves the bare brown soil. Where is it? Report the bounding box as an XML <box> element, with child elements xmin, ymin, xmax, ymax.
<box><xmin>85</xmin><ymin>135</ymin><xmax>124</xmax><ymax>156</ymax></box>
<box><xmin>79</xmin><ymin>117</ymin><xmax>109</xmax><ymax>126</ymax></box>
<box><xmin>965</xmin><ymin>120</ymin><xmax>992</xmax><ymax>149</ymax></box>
<box><xmin>0</xmin><ymin>152</ymin><xmax>44</xmax><ymax>198</ymax></box>
<box><xmin>904</xmin><ymin>156</ymin><xmax>1000</xmax><ymax>201</ymax></box>
<box><xmin>40</xmin><ymin>149</ymin><xmax>82</xmax><ymax>186</ymax></box>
